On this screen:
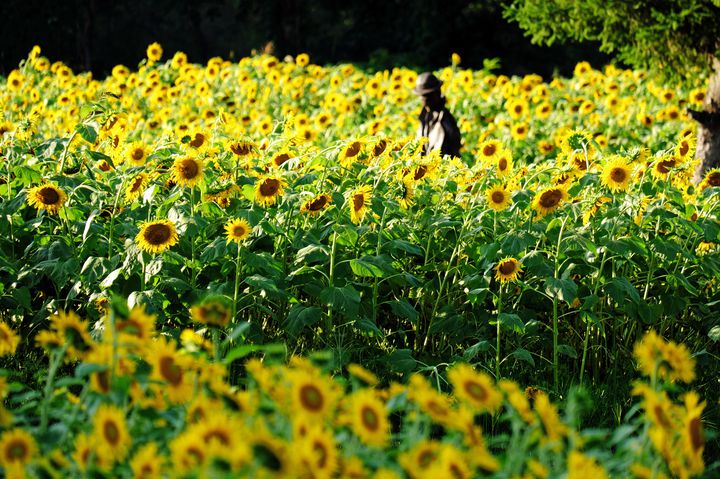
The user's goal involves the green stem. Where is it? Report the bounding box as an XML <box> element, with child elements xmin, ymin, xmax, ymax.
<box><xmin>326</xmin><ymin>231</ymin><xmax>338</xmax><ymax>332</ymax></box>
<box><xmin>107</xmin><ymin>177</ymin><xmax>126</xmax><ymax>259</ymax></box>
<box><xmin>58</xmin><ymin>131</ymin><xmax>78</xmax><ymax>174</ymax></box>
<box><xmin>552</xmin><ymin>217</ymin><xmax>568</xmax><ymax>393</ymax></box>
<box><xmin>189</xmin><ymin>187</ymin><xmax>196</xmax><ymax>288</ymax></box>
<box><xmin>233</xmin><ymin>244</ymin><xmax>242</xmax><ymax>322</ymax></box>
<box><xmin>212</xmin><ymin>328</ymin><xmax>221</xmax><ymax>362</ymax></box>
<box><xmin>40</xmin><ymin>345</ymin><xmax>68</xmax><ymax>433</ymax></box>
<box><xmin>371</xmin><ymin>206</ymin><xmax>388</xmax><ymax>324</ymax></box>
<box><xmin>496</xmin><ymin>285</ymin><xmax>503</xmax><ymax>380</ymax></box>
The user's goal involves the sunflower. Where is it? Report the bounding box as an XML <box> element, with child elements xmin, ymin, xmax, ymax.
<box><xmin>130</xmin><ymin>442</ymin><xmax>164</xmax><ymax>479</ymax></box>
<box><xmin>534</xmin><ymin>393</ymin><xmax>567</xmax><ymax>443</ymax></box>
<box><xmin>135</xmin><ymin>219</ymin><xmax>179</xmax><ymax>254</ymax></box>
<box><xmin>486</xmin><ymin>185</ymin><xmax>511</xmax><ymax>212</ymax></box>
<box><xmin>349</xmin><ymin>185</ymin><xmax>372</xmax><ymax>224</ymax></box>
<box><xmin>506</xmin><ymin>98</ymin><xmax>528</xmax><ymax>119</ymax></box>
<box><xmin>300</xmin><ymin>193</ymin><xmax>332</xmax><ymax>216</ymax></box>
<box><xmin>347</xmin><ymin>390</ymin><xmax>389</xmax><ymax>447</ymax></box>
<box><xmin>370</xmin><ymin>138</ymin><xmax>390</xmax><ymax>158</ymax></box>
<box><xmin>398</xmin><ymin>180</ymin><xmax>415</xmax><ymax>209</ymax></box>
<box><xmin>681</xmin><ymin>392</ymin><xmax>706</xmax><ymax>475</ymax></box>
<box><xmin>254</xmin><ymin>175</ymin><xmax>286</xmax><ymax>206</ymax></box>
<box><xmin>567</xmin><ymin>451</ymin><xmax>609</xmax><ymax>479</ymax></box>
<box><xmin>227</xmin><ymin>139</ymin><xmax>256</xmax><ymax>157</ymax></box>
<box><xmin>496</xmin><ymin>150</ymin><xmax>513</xmax><ymax>177</ymax></box>
<box><xmin>398</xmin><ymin>440</ymin><xmax>440</xmax><ymax>479</ymax></box>
<box><xmin>582</xmin><ymin>196</ymin><xmax>612</xmax><ymax>225</ymax></box>
<box><xmin>478</xmin><ymin>139</ymin><xmax>502</xmax><ymax>163</ymax></box>
<box><xmin>298</xmin><ymin>426</ymin><xmax>338</xmax><ymax>479</ymax></box>
<box><xmin>224</xmin><ymin>218</ymin><xmax>252</xmax><ymax>244</ymax></box>
<box><xmin>92</xmin><ymin>404</ymin><xmax>130</xmax><ymax>463</ymax></box>
<box><xmin>190</xmin><ymin>297</ymin><xmax>232</xmax><ymax>327</ymax></box>
<box><xmin>600</xmin><ymin>155</ymin><xmax>633</xmax><ymax>192</ymax></box>
<box><xmin>26</xmin><ymin>183</ymin><xmax>67</xmax><ymax>214</ymax></box>
<box><xmin>186</xmin><ymin>129</ymin><xmax>210</xmax><ymax>151</ymax></box>
<box><xmin>532</xmin><ymin>186</ymin><xmax>568</xmax><ymax>216</ymax></box>
<box><xmin>498</xmin><ymin>380</ymin><xmax>535</xmax><ymax>424</ymax></box>
<box><xmin>44</xmin><ymin>310</ymin><xmax>93</xmax><ymax>361</ymax></box>
<box><xmin>510</xmin><ymin>122</ymin><xmax>529</xmax><ymax>141</ymax></box>
<box><xmin>0</xmin><ymin>428</ymin><xmax>37</xmax><ymax>468</ymax></box>
<box><xmin>125</xmin><ymin>142</ymin><xmax>148</xmax><ymax>166</ymax></box>
<box><xmin>289</xmin><ymin>370</ymin><xmax>337</xmax><ymax>419</ymax></box>
<box><xmin>170</xmin><ymin>431</ymin><xmax>207</xmax><ymax>475</ymax></box>
<box><xmin>495</xmin><ymin>257</ymin><xmax>523</xmax><ymax>283</ymax></box>
<box><xmin>339</xmin><ymin>140</ymin><xmax>363</xmax><ymax>167</ymax></box>
<box><xmin>250</xmin><ymin>429</ymin><xmax>293</xmax><ymax>476</ymax></box>
<box><xmin>448</xmin><ymin>363</ymin><xmax>502</xmax><ymax>413</ymax></box>
<box><xmin>699</xmin><ymin>168</ymin><xmax>720</xmax><ymax>191</ymax></box>
<box><xmin>347</xmin><ymin>363</ymin><xmax>378</xmax><ymax>386</ymax></box>
<box><xmin>171</xmin><ymin>156</ymin><xmax>204</xmax><ymax>188</ymax></box>
<box><xmin>270</xmin><ymin>150</ymin><xmax>293</xmax><ymax>168</ymax></box>
<box><xmin>0</xmin><ymin>322</ymin><xmax>20</xmax><ymax>356</ymax></box>
<box><xmin>125</xmin><ymin>172</ymin><xmax>150</xmax><ymax>202</ymax></box>
<box><xmin>113</xmin><ymin>305</ymin><xmax>157</xmax><ymax>351</ymax></box>
<box><xmin>146</xmin><ymin>42</ymin><xmax>163</xmax><ymax>61</ymax></box>
<box><xmin>149</xmin><ymin>337</ymin><xmax>194</xmax><ymax>404</ymax></box>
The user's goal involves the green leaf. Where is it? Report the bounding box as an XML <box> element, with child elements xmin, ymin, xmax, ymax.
<box><xmin>666</xmin><ymin>273</ymin><xmax>698</xmax><ymax>295</ymax></box>
<box><xmin>497</xmin><ymin>313</ymin><xmax>525</xmax><ymax>333</ymax></box>
<box><xmin>388</xmin><ymin>239</ymin><xmax>423</xmax><ymax>256</ymax></box>
<box><xmin>604</xmin><ymin>277</ymin><xmax>640</xmax><ymax>304</ymax></box>
<box><xmin>245</xmin><ymin>275</ymin><xmax>285</xmax><ymax>299</ymax></box>
<box><xmin>350</xmin><ymin>258</ymin><xmax>385</xmax><ymax>278</ymax></box>
<box><xmin>355</xmin><ymin>319</ymin><xmax>384</xmax><ymax>337</ymax></box>
<box><xmin>387</xmin><ymin>299</ymin><xmax>419</xmax><ymax>325</ymax></box>
<box><xmin>75</xmin><ymin>123</ymin><xmax>98</xmax><ymax>144</ymax></box>
<box><xmin>295</xmin><ymin>244</ymin><xmax>330</xmax><ymax>264</ymax></box>
<box><xmin>558</xmin><ymin>344</ymin><xmax>578</xmax><ymax>358</ymax></box>
<box><xmin>320</xmin><ymin>286</ymin><xmax>360</xmax><ymax>317</ymax></box>
<box><xmin>13</xmin><ymin>287</ymin><xmax>31</xmax><ymax>310</ymax></box>
<box><xmin>385</xmin><ymin>349</ymin><xmax>416</xmax><ymax>374</ymax></box>
<box><xmin>334</xmin><ymin>225</ymin><xmax>359</xmax><ymax>247</ymax></box>
<box><xmin>511</xmin><ymin>348</ymin><xmax>535</xmax><ymax>366</ymax></box>
<box><xmin>223</xmin><ymin>343</ymin><xmax>286</xmax><ymax>364</ymax></box>
<box><xmin>708</xmin><ymin>326</ymin><xmax>720</xmax><ymax>342</ymax></box>
<box><xmin>283</xmin><ymin>305</ymin><xmax>322</xmax><ymax>337</ymax></box>
<box><xmin>100</xmin><ymin>267</ymin><xmax>124</xmax><ymax>289</ymax></box>
<box><xmin>545</xmin><ymin>277</ymin><xmax>578</xmax><ymax>304</ymax></box>
<box><xmin>463</xmin><ymin>340</ymin><xmax>491</xmax><ymax>361</ymax></box>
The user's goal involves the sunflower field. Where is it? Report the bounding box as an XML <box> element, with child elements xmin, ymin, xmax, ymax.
<box><xmin>0</xmin><ymin>44</ymin><xmax>718</xmax><ymax>477</ymax></box>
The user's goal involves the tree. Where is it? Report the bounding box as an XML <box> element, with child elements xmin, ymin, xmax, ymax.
<box><xmin>503</xmin><ymin>0</ymin><xmax>720</xmax><ymax>183</ymax></box>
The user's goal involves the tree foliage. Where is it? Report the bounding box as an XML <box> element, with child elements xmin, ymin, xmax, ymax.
<box><xmin>503</xmin><ymin>0</ymin><xmax>720</xmax><ymax>81</ymax></box>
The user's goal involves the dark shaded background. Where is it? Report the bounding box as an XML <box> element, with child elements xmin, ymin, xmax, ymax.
<box><xmin>0</xmin><ymin>0</ymin><xmax>610</xmax><ymax>77</ymax></box>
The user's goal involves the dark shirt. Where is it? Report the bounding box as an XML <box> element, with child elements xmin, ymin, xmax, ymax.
<box><xmin>418</xmin><ymin>107</ymin><xmax>462</xmax><ymax>158</ymax></box>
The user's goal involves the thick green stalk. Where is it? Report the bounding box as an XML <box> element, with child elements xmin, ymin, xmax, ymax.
<box><xmin>496</xmin><ymin>285</ymin><xmax>503</xmax><ymax>380</ymax></box>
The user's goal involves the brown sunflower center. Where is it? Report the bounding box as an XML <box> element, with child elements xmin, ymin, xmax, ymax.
<box><xmin>38</xmin><ymin>186</ymin><xmax>60</xmax><ymax>205</ymax></box>
<box><xmin>514</xmin><ymin>105</ymin><xmax>522</xmax><ymax>114</ymax></box>
<box><xmin>345</xmin><ymin>142</ymin><xmax>361</xmax><ymax>158</ymax></box>
<box><xmin>299</xmin><ymin>384</ymin><xmax>324</xmax><ymax>411</ymax></box>
<box><xmin>103</xmin><ymin>419</ymin><xmax>120</xmax><ymax>445</ymax></box>
<box><xmin>159</xmin><ymin>356</ymin><xmax>183</xmax><ymax>385</ymax></box>
<box><xmin>414</xmin><ymin>165</ymin><xmax>428</xmax><ymax>181</ymax></box>
<box><xmin>689</xmin><ymin>417</ymin><xmax>704</xmax><ymax>452</ymax></box>
<box><xmin>678</xmin><ymin>141</ymin><xmax>690</xmax><ymax>157</ymax></box>
<box><xmin>653</xmin><ymin>405</ymin><xmax>671</xmax><ymax>429</ymax></box>
<box><xmin>360</xmin><ymin>406</ymin><xmax>379</xmax><ymax>431</ymax></box>
<box><xmin>498</xmin><ymin>260</ymin><xmax>517</xmax><ymax>276</ymax></box>
<box><xmin>204</xmin><ymin>429</ymin><xmax>231</xmax><ymax>446</ymax></box>
<box><xmin>274</xmin><ymin>153</ymin><xmax>291</xmax><ymax>166</ymax></box>
<box><xmin>308</xmin><ymin>196</ymin><xmax>329</xmax><ymax>211</ymax></box>
<box><xmin>178</xmin><ymin>159</ymin><xmax>199</xmax><ymax>179</ymax></box>
<box><xmin>259</xmin><ymin>178</ymin><xmax>280</xmax><ymax>197</ymax></box>
<box><xmin>6</xmin><ymin>440</ymin><xmax>28</xmax><ymax>461</ymax></box>
<box><xmin>231</xmin><ymin>142</ymin><xmax>253</xmax><ymax>156</ymax></box>
<box><xmin>372</xmin><ymin>140</ymin><xmax>387</xmax><ymax>157</ymax></box>
<box><xmin>233</xmin><ymin>225</ymin><xmax>247</xmax><ymax>237</ymax></box>
<box><xmin>539</xmin><ymin>189</ymin><xmax>562</xmax><ymax>208</ymax></box>
<box><xmin>353</xmin><ymin>193</ymin><xmax>366</xmax><ymax>212</ymax></box>
<box><xmin>313</xmin><ymin>439</ymin><xmax>329</xmax><ymax>468</ymax></box>
<box><xmin>143</xmin><ymin>224</ymin><xmax>172</xmax><ymax>245</ymax></box>
<box><xmin>96</xmin><ymin>370</ymin><xmax>111</xmax><ymax>393</ymax></box>
<box><xmin>418</xmin><ymin>449</ymin><xmax>436</xmax><ymax>468</ymax></box>
<box><xmin>189</xmin><ymin>133</ymin><xmax>206</xmax><ymax>149</ymax></box>
<box><xmin>498</xmin><ymin>158</ymin><xmax>508</xmax><ymax>171</ymax></box>
<box><xmin>464</xmin><ymin>381</ymin><xmax>488</xmax><ymax>401</ymax></box>
<box><xmin>707</xmin><ymin>172</ymin><xmax>720</xmax><ymax>186</ymax></box>
<box><xmin>657</xmin><ymin>159</ymin><xmax>676</xmax><ymax>174</ymax></box>
<box><xmin>610</xmin><ymin>167</ymin><xmax>627</xmax><ymax>183</ymax></box>
<box><xmin>131</xmin><ymin>148</ymin><xmax>145</xmax><ymax>161</ymax></box>
<box><xmin>116</xmin><ymin>318</ymin><xmax>142</xmax><ymax>337</ymax></box>
<box><xmin>491</xmin><ymin>191</ymin><xmax>505</xmax><ymax>204</ymax></box>
<box><xmin>482</xmin><ymin>144</ymin><xmax>497</xmax><ymax>157</ymax></box>
<box><xmin>515</xmin><ymin>126</ymin><xmax>527</xmax><ymax>134</ymax></box>
<box><xmin>129</xmin><ymin>175</ymin><xmax>145</xmax><ymax>193</ymax></box>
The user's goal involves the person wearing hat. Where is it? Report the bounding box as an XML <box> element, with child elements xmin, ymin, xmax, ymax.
<box><xmin>413</xmin><ymin>72</ymin><xmax>461</xmax><ymax>158</ymax></box>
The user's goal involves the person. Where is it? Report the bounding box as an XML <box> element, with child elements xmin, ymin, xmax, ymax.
<box><xmin>413</xmin><ymin>72</ymin><xmax>462</xmax><ymax>158</ymax></box>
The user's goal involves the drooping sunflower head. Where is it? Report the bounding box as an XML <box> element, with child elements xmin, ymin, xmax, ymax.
<box><xmin>495</xmin><ymin>257</ymin><xmax>523</xmax><ymax>284</ymax></box>
<box><xmin>254</xmin><ymin>175</ymin><xmax>286</xmax><ymax>206</ymax></box>
<box><xmin>135</xmin><ymin>219</ymin><xmax>179</xmax><ymax>254</ymax></box>
<box><xmin>227</xmin><ymin>139</ymin><xmax>256</xmax><ymax>157</ymax></box>
<box><xmin>300</xmin><ymin>193</ymin><xmax>332</xmax><ymax>216</ymax></box>
<box><xmin>172</xmin><ymin>156</ymin><xmax>204</xmax><ymax>188</ymax></box>
<box><xmin>224</xmin><ymin>217</ymin><xmax>252</xmax><ymax>244</ymax></box>
<box><xmin>652</xmin><ymin>155</ymin><xmax>680</xmax><ymax>180</ymax></box>
<box><xmin>486</xmin><ymin>185</ymin><xmax>511</xmax><ymax>212</ymax></box>
<box><xmin>125</xmin><ymin>172</ymin><xmax>150</xmax><ymax>202</ymax></box>
<box><xmin>699</xmin><ymin>168</ymin><xmax>720</xmax><ymax>191</ymax></box>
<box><xmin>349</xmin><ymin>185</ymin><xmax>372</xmax><ymax>224</ymax></box>
<box><xmin>531</xmin><ymin>187</ymin><xmax>569</xmax><ymax>217</ymax></box>
<box><xmin>186</xmin><ymin>129</ymin><xmax>210</xmax><ymax>151</ymax></box>
<box><xmin>27</xmin><ymin>183</ymin><xmax>67</xmax><ymax>214</ymax></box>
<box><xmin>600</xmin><ymin>155</ymin><xmax>633</xmax><ymax>192</ymax></box>
<box><xmin>339</xmin><ymin>140</ymin><xmax>363</xmax><ymax>167</ymax></box>
<box><xmin>190</xmin><ymin>297</ymin><xmax>232</xmax><ymax>328</ymax></box>
<box><xmin>271</xmin><ymin>151</ymin><xmax>293</xmax><ymax>169</ymax></box>
<box><xmin>675</xmin><ymin>135</ymin><xmax>697</xmax><ymax>160</ymax></box>
<box><xmin>398</xmin><ymin>180</ymin><xmax>415</xmax><ymax>210</ymax></box>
